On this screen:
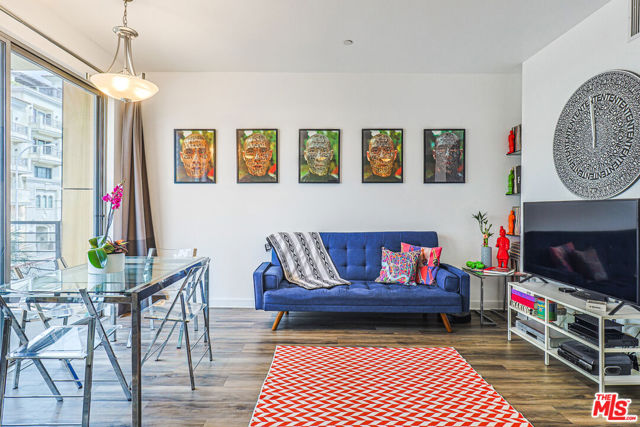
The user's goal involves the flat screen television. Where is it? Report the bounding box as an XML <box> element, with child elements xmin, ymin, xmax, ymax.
<box><xmin>523</xmin><ymin>199</ymin><xmax>640</xmax><ymax>305</ymax></box>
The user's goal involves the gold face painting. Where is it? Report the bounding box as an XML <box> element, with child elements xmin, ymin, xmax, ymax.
<box><xmin>367</xmin><ymin>133</ymin><xmax>397</xmax><ymax>177</ymax></box>
<box><xmin>242</xmin><ymin>133</ymin><xmax>273</xmax><ymax>177</ymax></box>
<box><xmin>180</xmin><ymin>133</ymin><xmax>212</xmax><ymax>178</ymax></box>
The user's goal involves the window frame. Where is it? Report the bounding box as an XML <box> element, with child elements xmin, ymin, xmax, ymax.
<box><xmin>0</xmin><ymin>34</ymin><xmax>107</xmax><ymax>283</ymax></box>
<box><xmin>34</xmin><ymin>165</ymin><xmax>52</xmax><ymax>179</ymax></box>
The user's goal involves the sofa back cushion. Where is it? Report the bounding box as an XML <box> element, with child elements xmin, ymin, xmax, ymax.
<box><xmin>271</xmin><ymin>231</ymin><xmax>438</xmax><ymax>281</ymax></box>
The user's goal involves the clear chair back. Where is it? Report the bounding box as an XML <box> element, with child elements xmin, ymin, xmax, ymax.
<box><xmin>148</xmin><ymin>248</ymin><xmax>197</xmax><ymax>258</ymax></box>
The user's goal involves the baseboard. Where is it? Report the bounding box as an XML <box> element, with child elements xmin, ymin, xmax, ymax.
<box><xmin>470</xmin><ymin>300</ymin><xmax>505</xmax><ymax>310</ymax></box>
<box><xmin>208</xmin><ymin>299</ymin><xmax>504</xmax><ymax>310</ymax></box>
<box><xmin>209</xmin><ymin>298</ymin><xmax>254</xmax><ymax>308</ymax></box>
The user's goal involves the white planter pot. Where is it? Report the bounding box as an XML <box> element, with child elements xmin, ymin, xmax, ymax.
<box><xmin>88</xmin><ymin>252</ymin><xmax>125</xmax><ymax>275</ymax></box>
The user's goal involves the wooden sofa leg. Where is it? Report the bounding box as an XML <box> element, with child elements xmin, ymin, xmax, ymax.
<box><xmin>272</xmin><ymin>311</ymin><xmax>285</xmax><ymax>331</ymax></box>
<box><xmin>440</xmin><ymin>313</ymin><xmax>453</xmax><ymax>333</ymax></box>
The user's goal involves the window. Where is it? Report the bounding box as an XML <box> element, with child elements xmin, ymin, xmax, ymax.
<box><xmin>36</xmin><ymin>225</ymin><xmax>54</xmax><ymax>252</ymax></box>
<box><xmin>33</xmin><ymin>139</ymin><xmax>53</xmax><ymax>155</ymax></box>
<box><xmin>5</xmin><ymin>47</ymin><xmax>104</xmax><ymax>279</ymax></box>
<box><xmin>33</xmin><ymin>166</ymin><xmax>52</xmax><ymax>179</ymax></box>
<box><xmin>32</xmin><ymin>109</ymin><xmax>52</xmax><ymax>126</ymax></box>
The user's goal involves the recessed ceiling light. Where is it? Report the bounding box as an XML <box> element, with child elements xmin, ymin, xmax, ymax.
<box><xmin>343</xmin><ymin>40</ymin><xmax>354</xmax><ymax>46</ymax></box>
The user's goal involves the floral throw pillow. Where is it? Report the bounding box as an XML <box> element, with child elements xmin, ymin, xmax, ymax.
<box><xmin>401</xmin><ymin>242</ymin><xmax>442</xmax><ymax>285</ymax></box>
<box><xmin>375</xmin><ymin>247</ymin><xmax>421</xmax><ymax>285</ymax></box>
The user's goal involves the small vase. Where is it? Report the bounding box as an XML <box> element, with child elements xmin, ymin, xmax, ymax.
<box><xmin>481</xmin><ymin>246</ymin><xmax>492</xmax><ymax>268</ymax></box>
<box><xmin>88</xmin><ymin>252</ymin><xmax>125</xmax><ymax>275</ymax></box>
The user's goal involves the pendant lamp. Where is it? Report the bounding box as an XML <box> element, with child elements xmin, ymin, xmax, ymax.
<box><xmin>90</xmin><ymin>0</ymin><xmax>158</xmax><ymax>102</ymax></box>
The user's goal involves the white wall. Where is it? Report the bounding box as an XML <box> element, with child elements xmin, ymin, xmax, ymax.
<box><xmin>143</xmin><ymin>72</ymin><xmax>522</xmax><ymax>309</ymax></box>
<box><xmin>522</xmin><ymin>0</ymin><xmax>640</xmax><ymax>202</ymax></box>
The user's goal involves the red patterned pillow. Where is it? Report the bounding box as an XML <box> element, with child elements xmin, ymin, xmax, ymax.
<box><xmin>375</xmin><ymin>247</ymin><xmax>421</xmax><ymax>285</ymax></box>
<box><xmin>401</xmin><ymin>242</ymin><xmax>442</xmax><ymax>285</ymax></box>
<box><xmin>549</xmin><ymin>242</ymin><xmax>575</xmax><ymax>272</ymax></box>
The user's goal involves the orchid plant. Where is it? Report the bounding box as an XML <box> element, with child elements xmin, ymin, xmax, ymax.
<box><xmin>88</xmin><ymin>182</ymin><xmax>128</xmax><ymax>269</ymax></box>
<box><xmin>472</xmin><ymin>211</ymin><xmax>494</xmax><ymax>247</ymax></box>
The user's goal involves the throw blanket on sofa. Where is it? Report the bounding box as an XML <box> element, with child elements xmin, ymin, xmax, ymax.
<box><xmin>267</xmin><ymin>232</ymin><xmax>351</xmax><ymax>290</ymax></box>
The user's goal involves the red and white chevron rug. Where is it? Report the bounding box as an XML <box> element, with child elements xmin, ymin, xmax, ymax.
<box><xmin>250</xmin><ymin>346</ymin><xmax>532</xmax><ymax>426</ymax></box>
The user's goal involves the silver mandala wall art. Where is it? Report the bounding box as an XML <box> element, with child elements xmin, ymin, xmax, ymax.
<box><xmin>553</xmin><ymin>70</ymin><xmax>640</xmax><ymax>199</ymax></box>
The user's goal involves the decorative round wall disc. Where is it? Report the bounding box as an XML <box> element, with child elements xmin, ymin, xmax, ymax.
<box><xmin>553</xmin><ymin>70</ymin><xmax>640</xmax><ymax>199</ymax></box>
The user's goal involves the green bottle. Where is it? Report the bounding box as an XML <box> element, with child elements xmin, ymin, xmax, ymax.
<box><xmin>506</xmin><ymin>168</ymin><xmax>514</xmax><ymax>195</ymax></box>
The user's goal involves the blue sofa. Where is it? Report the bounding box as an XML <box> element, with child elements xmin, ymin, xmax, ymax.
<box><xmin>253</xmin><ymin>231</ymin><xmax>470</xmax><ymax>332</ymax></box>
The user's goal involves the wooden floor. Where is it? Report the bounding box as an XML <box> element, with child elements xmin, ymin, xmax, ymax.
<box><xmin>4</xmin><ymin>309</ymin><xmax>640</xmax><ymax>426</ymax></box>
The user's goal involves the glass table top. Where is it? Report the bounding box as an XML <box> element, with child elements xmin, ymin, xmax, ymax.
<box><xmin>0</xmin><ymin>256</ymin><xmax>206</xmax><ymax>296</ymax></box>
<box><xmin>462</xmin><ymin>266</ymin><xmax>520</xmax><ymax>278</ymax></box>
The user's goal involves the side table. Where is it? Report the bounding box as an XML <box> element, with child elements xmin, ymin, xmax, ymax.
<box><xmin>462</xmin><ymin>267</ymin><xmax>519</xmax><ymax>326</ymax></box>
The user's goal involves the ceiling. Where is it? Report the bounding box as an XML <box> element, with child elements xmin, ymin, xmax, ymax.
<box><xmin>13</xmin><ymin>0</ymin><xmax>609</xmax><ymax>73</ymax></box>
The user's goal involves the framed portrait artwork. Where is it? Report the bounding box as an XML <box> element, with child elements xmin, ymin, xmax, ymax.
<box><xmin>424</xmin><ymin>129</ymin><xmax>465</xmax><ymax>183</ymax></box>
<box><xmin>362</xmin><ymin>129</ymin><xmax>403</xmax><ymax>183</ymax></box>
<box><xmin>174</xmin><ymin>129</ymin><xmax>216</xmax><ymax>183</ymax></box>
<box><xmin>236</xmin><ymin>129</ymin><xmax>278</xmax><ymax>183</ymax></box>
<box><xmin>298</xmin><ymin>129</ymin><xmax>340</xmax><ymax>183</ymax></box>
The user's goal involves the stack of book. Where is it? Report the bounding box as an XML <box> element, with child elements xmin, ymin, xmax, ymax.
<box><xmin>509</xmin><ymin>241</ymin><xmax>520</xmax><ymax>260</ymax></box>
<box><xmin>511</xmin><ymin>288</ymin><xmax>535</xmax><ymax>316</ymax></box>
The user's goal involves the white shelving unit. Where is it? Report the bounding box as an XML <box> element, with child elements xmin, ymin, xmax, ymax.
<box><xmin>507</xmin><ymin>280</ymin><xmax>640</xmax><ymax>392</ymax></box>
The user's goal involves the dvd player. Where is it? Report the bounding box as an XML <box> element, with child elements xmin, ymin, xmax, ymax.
<box><xmin>567</xmin><ymin>314</ymin><xmax>638</xmax><ymax>348</ymax></box>
<box><xmin>515</xmin><ymin>319</ymin><xmax>570</xmax><ymax>348</ymax></box>
<box><xmin>558</xmin><ymin>340</ymin><xmax>632</xmax><ymax>375</ymax></box>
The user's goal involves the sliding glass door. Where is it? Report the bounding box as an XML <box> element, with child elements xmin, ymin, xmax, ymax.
<box><xmin>1</xmin><ymin>42</ymin><xmax>104</xmax><ymax>280</ymax></box>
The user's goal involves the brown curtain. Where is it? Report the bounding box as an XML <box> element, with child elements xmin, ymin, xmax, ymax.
<box><xmin>120</xmin><ymin>102</ymin><xmax>156</xmax><ymax>256</ymax></box>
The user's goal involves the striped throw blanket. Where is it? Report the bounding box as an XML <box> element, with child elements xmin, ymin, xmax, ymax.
<box><xmin>267</xmin><ymin>232</ymin><xmax>351</xmax><ymax>290</ymax></box>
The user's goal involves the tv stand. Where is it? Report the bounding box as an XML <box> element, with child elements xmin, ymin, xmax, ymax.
<box><xmin>609</xmin><ymin>301</ymin><xmax>640</xmax><ymax>316</ymax></box>
<box><xmin>519</xmin><ymin>273</ymin><xmax>548</xmax><ymax>284</ymax></box>
<box><xmin>508</xmin><ymin>280</ymin><xmax>640</xmax><ymax>393</ymax></box>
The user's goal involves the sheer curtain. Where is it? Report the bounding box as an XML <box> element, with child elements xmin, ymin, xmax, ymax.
<box><xmin>120</xmin><ymin>102</ymin><xmax>156</xmax><ymax>256</ymax></box>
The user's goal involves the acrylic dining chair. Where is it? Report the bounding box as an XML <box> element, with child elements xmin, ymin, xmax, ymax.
<box><xmin>140</xmin><ymin>260</ymin><xmax>212</xmax><ymax>390</ymax></box>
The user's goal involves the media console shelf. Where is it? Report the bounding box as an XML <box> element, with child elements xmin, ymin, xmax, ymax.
<box><xmin>507</xmin><ymin>281</ymin><xmax>640</xmax><ymax>393</ymax></box>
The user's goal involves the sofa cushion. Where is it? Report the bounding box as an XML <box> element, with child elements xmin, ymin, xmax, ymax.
<box><xmin>401</xmin><ymin>242</ymin><xmax>442</xmax><ymax>285</ymax></box>
<box><xmin>374</xmin><ymin>248</ymin><xmax>421</xmax><ymax>285</ymax></box>
<box><xmin>271</xmin><ymin>231</ymin><xmax>438</xmax><ymax>281</ymax></box>
<box><xmin>264</xmin><ymin>265</ymin><xmax>284</xmax><ymax>290</ymax></box>
<box><xmin>263</xmin><ymin>280</ymin><xmax>461</xmax><ymax>307</ymax></box>
<box><xmin>435</xmin><ymin>267</ymin><xmax>459</xmax><ymax>292</ymax></box>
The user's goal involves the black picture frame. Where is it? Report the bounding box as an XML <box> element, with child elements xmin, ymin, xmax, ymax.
<box><xmin>361</xmin><ymin>129</ymin><xmax>404</xmax><ymax>183</ymax></box>
<box><xmin>174</xmin><ymin>129</ymin><xmax>216</xmax><ymax>184</ymax></box>
<box><xmin>236</xmin><ymin>129</ymin><xmax>279</xmax><ymax>183</ymax></box>
<box><xmin>298</xmin><ymin>129</ymin><xmax>341</xmax><ymax>184</ymax></box>
<box><xmin>423</xmin><ymin>129</ymin><xmax>466</xmax><ymax>184</ymax></box>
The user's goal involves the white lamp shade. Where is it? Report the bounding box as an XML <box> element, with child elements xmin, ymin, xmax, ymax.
<box><xmin>89</xmin><ymin>72</ymin><xmax>159</xmax><ymax>102</ymax></box>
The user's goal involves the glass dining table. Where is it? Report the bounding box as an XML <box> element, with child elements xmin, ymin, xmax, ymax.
<box><xmin>0</xmin><ymin>256</ymin><xmax>210</xmax><ymax>427</ymax></box>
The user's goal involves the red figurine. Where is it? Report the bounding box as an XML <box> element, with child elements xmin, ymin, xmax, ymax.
<box><xmin>508</xmin><ymin>129</ymin><xmax>515</xmax><ymax>154</ymax></box>
<box><xmin>508</xmin><ymin>210</ymin><xmax>516</xmax><ymax>235</ymax></box>
<box><xmin>496</xmin><ymin>226</ymin><xmax>510</xmax><ymax>268</ymax></box>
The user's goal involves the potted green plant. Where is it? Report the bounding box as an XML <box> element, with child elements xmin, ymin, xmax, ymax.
<box><xmin>472</xmin><ymin>211</ymin><xmax>494</xmax><ymax>268</ymax></box>
<box><xmin>88</xmin><ymin>183</ymin><xmax>128</xmax><ymax>274</ymax></box>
